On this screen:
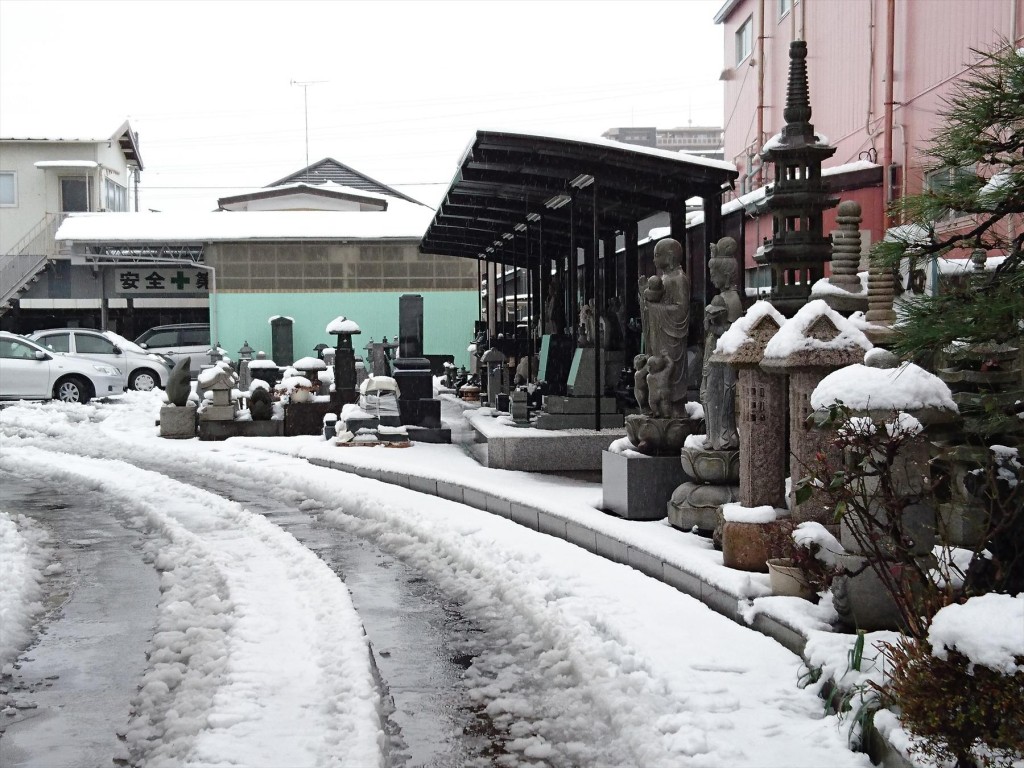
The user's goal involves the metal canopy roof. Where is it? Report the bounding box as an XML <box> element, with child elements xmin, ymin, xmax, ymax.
<box><xmin>421</xmin><ymin>130</ymin><xmax>738</xmax><ymax>263</ymax></box>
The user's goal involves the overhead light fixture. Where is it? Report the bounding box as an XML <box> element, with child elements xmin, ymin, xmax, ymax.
<box><xmin>493</xmin><ymin>240</ymin><xmax>504</xmax><ymax>247</ymax></box>
<box><xmin>514</xmin><ymin>223</ymin><xmax>527</xmax><ymax>232</ymax></box>
<box><xmin>502</xmin><ymin>232</ymin><xmax>514</xmax><ymax>240</ymax></box>
<box><xmin>526</xmin><ymin>212</ymin><xmax>541</xmax><ymax>222</ymax></box>
<box><xmin>545</xmin><ymin>194</ymin><xmax>572</xmax><ymax>209</ymax></box>
<box><xmin>570</xmin><ymin>173</ymin><xmax>595</xmax><ymax>189</ymax></box>
<box><xmin>486</xmin><ymin>246</ymin><xmax>495</xmax><ymax>253</ymax></box>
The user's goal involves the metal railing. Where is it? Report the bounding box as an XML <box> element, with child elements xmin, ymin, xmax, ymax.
<box><xmin>0</xmin><ymin>213</ymin><xmax>67</xmax><ymax>311</ymax></box>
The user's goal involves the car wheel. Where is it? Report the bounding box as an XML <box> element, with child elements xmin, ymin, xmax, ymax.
<box><xmin>129</xmin><ymin>368</ymin><xmax>159</xmax><ymax>391</ymax></box>
<box><xmin>54</xmin><ymin>376</ymin><xmax>93</xmax><ymax>404</ymax></box>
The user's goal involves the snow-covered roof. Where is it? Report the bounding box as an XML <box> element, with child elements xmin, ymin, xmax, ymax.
<box><xmin>55</xmin><ymin>201</ymin><xmax>435</xmax><ymax>244</ymax></box>
<box><xmin>714</xmin><ymin>300</ymin><xmax>787</xmax><ymax>362</ymax></box>
<box><xmin>762</xmin><ymin>299</ymin><xmax>871</xmax><ymax>368</ymax></box>
<box><xmin>0</xmin><ymin>117</ymin><xmax>133</xmax><ymax>142</ymax></box>
<box><xmin>466</xmin><ymin>128</ymin><xmax>738</xmax><ymax>173</ymax></box>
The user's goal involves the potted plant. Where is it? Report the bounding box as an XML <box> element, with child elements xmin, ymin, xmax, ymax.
<box><xmin>763</xmin><ymin>518</ymin><xmax>838</xmax><ymax>601</ymax></box>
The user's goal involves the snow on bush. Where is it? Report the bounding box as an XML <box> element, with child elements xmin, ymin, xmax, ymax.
<box><xmin>928</xmin><ymin>594</ymin><xmax>1024</xmax><ymax>675</ymax></box>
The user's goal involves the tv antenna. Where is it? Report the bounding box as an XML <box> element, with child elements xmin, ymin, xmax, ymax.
<box><xmin>290</xmin><ymin>79</ymin><xmax>327</xmax><ymax>180</ymax></box>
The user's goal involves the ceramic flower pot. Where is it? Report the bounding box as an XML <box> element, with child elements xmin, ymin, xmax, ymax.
<box><xmin>767</xmin><ymin>558</ymin><xmax>816</xmax><ymax>600</ymax></box>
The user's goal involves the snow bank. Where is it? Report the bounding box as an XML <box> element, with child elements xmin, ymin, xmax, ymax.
<box><xmin>0</xmin><ymin>510</ymin><xmax>50</xmax><ymax>669</ymax></box>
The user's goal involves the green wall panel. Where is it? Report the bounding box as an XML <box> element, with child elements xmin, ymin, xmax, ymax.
<box><xmin>212</xmin><ymin>291</ymin><xmax>478</xmax><ymax>367</ymax></box>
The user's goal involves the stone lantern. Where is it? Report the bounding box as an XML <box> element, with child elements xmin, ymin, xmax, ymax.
<box><xmin>327</xmin><ymin>316</ymin><xmax>361</xmax><ymax>404</ymax></box>
<box><xmin>207</xmin><ymin>342</ymin><xmax>224</xmax><ymax>366</ymax></box>
<box><xmin>237</xmin><ymin>340</ymin><xmax>255</xmax><ymax>391</ymax></box>
<box><xmin>480</xmin><ymin>347</ymin><xmax>509</xmax><ymax>409</ymax></box>
<box><xmin>761</xmin><ymin>300</ymin><xmax>871</xmax><ymax>523</ymax></box>
<box><xmin>711</xmin><ymin>301</ymin><xmax>789</xmax><ymax>510</ymax></box>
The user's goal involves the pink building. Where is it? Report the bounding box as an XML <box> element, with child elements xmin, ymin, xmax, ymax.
<box><xmin>713</xmin><ymin>0</ymin><xmax>1022</xmax><ymax>284</ymax></box>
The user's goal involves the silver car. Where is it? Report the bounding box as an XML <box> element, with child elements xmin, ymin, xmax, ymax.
<box><xmin>28</xmin><ymin>328</ymin><xmax>173</xmax><ymax>391</ymax></box>
<box><xmin>0</xmin><ymin>331</ymin><xmax>124</xmax><ymax>404</ymax></box>
<box><xmin>134</xmin><ymin>323</ymin><xmax>211</xmax><ymax>378</ymax></box>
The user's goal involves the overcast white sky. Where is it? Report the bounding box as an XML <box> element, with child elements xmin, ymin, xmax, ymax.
<box><xmin>0</xmin><ymin>0</ymin><xmax>726</xmax><ymax>212</ymax></box>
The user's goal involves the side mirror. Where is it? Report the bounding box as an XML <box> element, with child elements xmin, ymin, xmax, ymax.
<box><xmin>139</xmin><ymin>342</ymin><xmax>148</xmax><ymax>349</ymax></box>
<box><xmin>34</xmin><ymin>350</ymin><xmax>51</xmax><ymax>361</ymax></box>
<box><xmin>112</xmin><ymin>345</ymin><xmax>123</xmax><ymax>354</ymax></box>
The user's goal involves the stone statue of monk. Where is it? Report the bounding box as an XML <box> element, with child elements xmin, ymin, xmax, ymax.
<box><xmin>638</xmin><ymin>237</ymin><xmax>690</xmax><ymax>418</ymax></box>
<box><xmin>701</xmin><ymin>237</ymin><xmax>744</xmax><ymax>450</ymax></box>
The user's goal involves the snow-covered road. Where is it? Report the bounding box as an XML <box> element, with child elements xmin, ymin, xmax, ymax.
<box><xmin>0</xmin><ymin>393</ymin><xmax>871</xmax><ymax>767</ymax></box>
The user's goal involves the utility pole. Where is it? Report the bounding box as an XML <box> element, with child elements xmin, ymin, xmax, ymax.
<box><xmin>290</xmin><ymin>80</ymin><xmax>326</xmax><ymax>180</ymax></box>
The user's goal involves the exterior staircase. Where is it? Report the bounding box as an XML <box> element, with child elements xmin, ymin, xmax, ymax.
<box><xmin>1</xmin><ymin>213</ymin><xmax>66</xmax><ymax>317</ymax></box>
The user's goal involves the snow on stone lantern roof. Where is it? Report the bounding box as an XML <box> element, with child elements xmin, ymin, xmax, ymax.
<box><xmin>761</xmin><ymin>299</ymin><xmax>871</xmax><ymax>370</ymax></box>
<box><xmin>293</xmin><ymin>356</ymin><xmax>327</xmax><ymax>370</ymax></box>
<box><xmin>326</xmin><ymin>316</ymin><xmax>361</xmax><ymax>335</ymax></box>
<box><xmin>712</xmin><ymin>300</ymin><xmax>787</xmax><ymax>365</ymax></box>
<box><xmin>811</xmin><ymin>361</ymin><xmax>958</xmax><ymax>423</ymax></box>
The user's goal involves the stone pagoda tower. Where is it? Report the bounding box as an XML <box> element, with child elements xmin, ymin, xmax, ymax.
<box><xmin>755</xmin><ymin>40</ymin><xmax>839</xmax><ymax>317</ymax></box>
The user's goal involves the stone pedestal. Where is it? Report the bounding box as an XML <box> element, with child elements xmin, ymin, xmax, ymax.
<box><xmin>392</xmin><ymin>357</ymin><xmax>433</xmax><ymax>400</ymax></box>
<box><xmin>623</xmin><ymin>414</ymin><xmax>702</xmax><ymax>456</ymax></box>
<box><xmin>159</xmin><ymin>404</ymin><xmax>196</xmax><ymax>439</ymax></box>
<box><xmin>722</xmin><ymin>520</ymin><xmax>771</xmax><ymax>572</ymax></box>
<box><xmin>602</xmin><ymin>451</ymin><xmax>686</xmax><ymax>521</ymax></box>
<box><xmin>532</xmin><ymin>397</ymin><xmax>623</xmax><ymax>430</ymax></box>
<box><xmin>199</xmin><ymin>386</ymin><xmax>237</xmax><ymax>422</ymax></box>
<box><xmin>511</xmin><ymin>390</ymin><xmax>530</xmax><ymax>424</ymax></box>
<box><xmin>668</xmin><ymin>446</ymin><xmax>740</xmax><ymax>533</ymax></box>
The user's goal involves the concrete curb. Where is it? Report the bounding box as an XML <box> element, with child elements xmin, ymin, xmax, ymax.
<box><xmin>305</xmin><ymin>453</ymin><xmax>810</xmax><ymax>657</ymax></box>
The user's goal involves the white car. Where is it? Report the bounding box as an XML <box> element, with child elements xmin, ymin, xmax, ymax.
<box><xmin>0</xmin><ymin>331</ymin><xmax>125</xmax><ymax>404</ymax></box>
<box><xmin>28</xmin><ymin>328</ymin><xmax>172</xmax><ymax>391</ymax></box>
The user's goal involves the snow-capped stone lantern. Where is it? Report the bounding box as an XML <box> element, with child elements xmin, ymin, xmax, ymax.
<box><xmin>327</xmin><ymin>315</ymin><xmax>361</xmax><ymax>402</ymax></box>
<box><xmin>237</xmin><ymin>340</ymin><xmax>255</xmax><ymax>390</ymax></box>
<box><xmin>761</xmin><ymin>300</ymin><xmax>871</xmax><ymax>523</ymax></box>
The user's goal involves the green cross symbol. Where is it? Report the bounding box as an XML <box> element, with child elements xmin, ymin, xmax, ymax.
<box><xmin>170</xmin><ymin>271</ymin><xmax>191</xmax><ymax>290</ymax></box>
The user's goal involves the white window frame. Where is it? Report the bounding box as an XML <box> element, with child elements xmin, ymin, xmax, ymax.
<box><xmin>735</xmin><ymin>15</ymin><xmax>754</xmax><ymax>65</ymax></box>
<box><xmin>0</xmin><ymin>171</ymin><xmax>16</xmax><ymax>207</ymax></box>
<box><xmin>779</xmin><ymin>0</ymin><xmax>793</xmax><ymax>20</ymax></box>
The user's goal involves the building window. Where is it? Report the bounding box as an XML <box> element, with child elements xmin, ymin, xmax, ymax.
<box><xmin>0</xmin><ymin>171</ymin><xmax>16</xmax><ymax>206</ymax></box>
<box><xmin>779</xmin><ymin>0</ymin><xmax>793</xmax><ymax>19</ymax></box>
<box><xmin>104</xmin><ymin>178</ymin><xmax>127</xmax><ymax>211</ymax></box>
<box><xmin>736</xmin><ymin>15</ymin><xmax>753</xmax><ymax>65</ymax></box>
<box><xmin>924</xmin><ymin>165</ymin><xmax>976</xmax><ymax>218</ymax></box>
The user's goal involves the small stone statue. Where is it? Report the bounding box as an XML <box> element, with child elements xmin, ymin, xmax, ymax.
<box><xmin>578</xmin><ymin>299</ymin><xmax>596</xmax><ymax>347</ymax></box>
<box><xmin>165</xmin><ymin>357</ymin><xmax>191</xmax><ymax>407</ymax></box>
<box><xmin>249</xmin><ymin>386</ymin><xmax>273</xmax><ymax>420</ymax></box>
<box><xmin>643</xmin><ymin>275</ymin><xmax>665</xmax><ymax>303</ymax></box>
<box><xmin>701</xmin><ymin>237</ymin><xmax>744</xmax><ymax>451</ymax></box>
<box><xmin>645</xmin><ymin>354</ymin><xmax>674</xmax><ymax>418</ymax></box>
<box><xmin>633</xmin><ymin>353</ymin><xmax>650</xmax><ymax>412</ymax></box>
<box><xmin>543</xmin><ymin>274</ymin><xmax>566</xmax><ymax>335</ymax></box>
